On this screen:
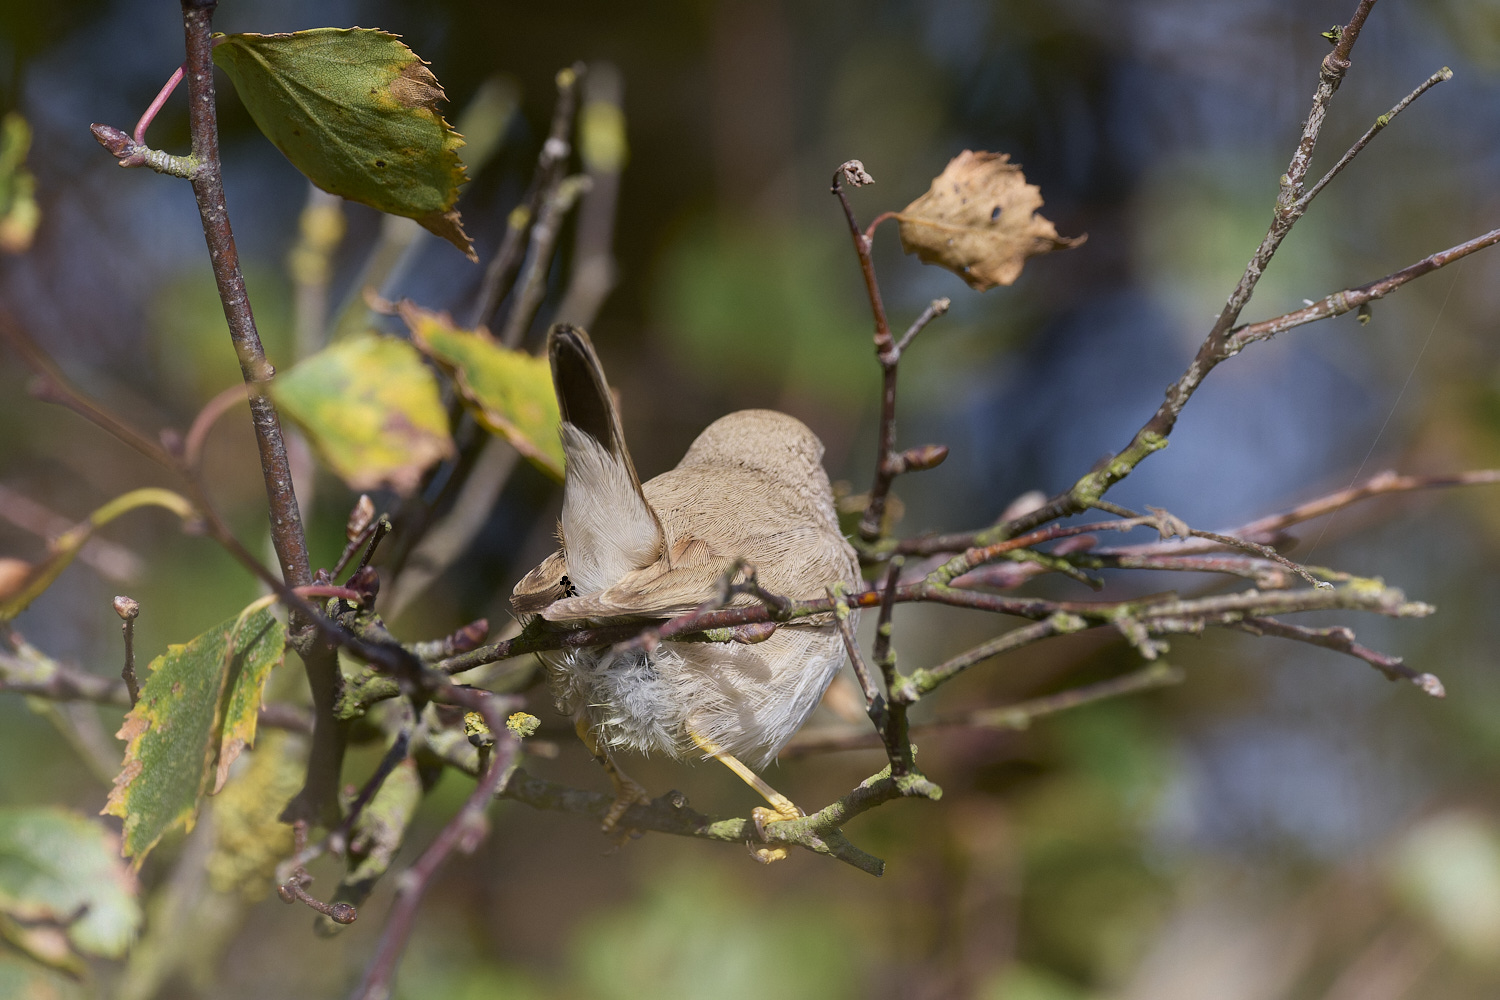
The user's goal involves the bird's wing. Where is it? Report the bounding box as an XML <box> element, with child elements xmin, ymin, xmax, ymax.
<box><xmin>541</xmin><ymin>534</ymin><xmax>739</xmax><ymax>620</ymax></box>
<box><xmin>511</xmin><ymin>548</ymin><xmax>570</xmax><ymax>615</ymax></box>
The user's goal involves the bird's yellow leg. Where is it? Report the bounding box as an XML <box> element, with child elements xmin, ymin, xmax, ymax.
<box><xmin>575</xmin><ymin>717</ymin><xmax>651</xmax><ymax>832</ymax></box>
<box><xmin>689</xmin><ymin>730</ymin><xmax>801</xmax><ymax>863</ymax></box>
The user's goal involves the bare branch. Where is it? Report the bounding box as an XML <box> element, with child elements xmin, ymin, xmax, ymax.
<box><xmin>1299</xmin><ymin>67</ymin><xmax>1452</xmax><ymax>208</ymax></box>
<box><xmin>468</xmin><ymin>65</ymin><xmax>585</xmax><ymax>330</ymax></box>
<box><xmin>1231</xmin><ymin>617</ymin><xmax>1444</xmax><ymax>695</ymax></box>
<box><xmin>990</xmin><ymin>0</ymin><xmax>1398</xmax><ymax>539</ymax></box>
<box><xmin>893</xmin><ymin>297</ymin><xmax>950</xmax><ymax>357</ymax></box>
<box><xmin>1229</xmin><ymin>226</ymin><xmax>1500</xmax><ymax>346</ymax></box>
<box><xmin>352</xmin><ymin>688</ymin><xmax>520</xmax><ymax>1000</ymax></box>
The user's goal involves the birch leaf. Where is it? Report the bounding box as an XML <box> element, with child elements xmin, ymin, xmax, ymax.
<box><xmin>102</xmin><ymin>607</ymin><xmax>285</xmax><ymax>867</ymax></box>
<box><xmin>896</xmin><ymin>150</ymin><xmax>1084</xmax><ymax>290</ymax></box>
<box><xmin>272</xmin><ymin>334</ymin><xmax>454</xmax><ymax>497</ymax></box>
<box><xmin>213</xmin><ymin>28</ymin><xmax>474</xmax><ymax>259</ymax></box>
<box><xmin>402</xmin><ymin>303</ymin><xmax>564</xmax><ymax>480</ymax></box>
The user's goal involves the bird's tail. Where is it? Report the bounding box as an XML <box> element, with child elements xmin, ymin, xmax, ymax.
<box><xmin>547</xmin><ymin>325</ymin><xmax>664</xmax><ymax>594</ymax></box>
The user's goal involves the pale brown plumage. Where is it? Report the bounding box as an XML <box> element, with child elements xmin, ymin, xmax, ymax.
<box><xmin>512</xmin><ymin>326</ymin><xmax>859</xmax><ymax>776</ymax></box>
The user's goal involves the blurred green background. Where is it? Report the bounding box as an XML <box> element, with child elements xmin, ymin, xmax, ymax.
<box><xmin>4</xmin><ymin>0</ymin><xmax>1500</xmax><ymax>997</ymax></box>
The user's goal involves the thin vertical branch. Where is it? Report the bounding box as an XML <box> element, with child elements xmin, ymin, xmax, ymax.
<box><xmin>178</xmin><ymin>0</ymin><xmax>345</xmax><ymax>825</ymax></box>
<box><xmin>831</xmin><ymin>161</ymin><xmax>901</xmax><ymax>544</ymax></box>
<box><xmin>180</xmin><ymin>0</ymin><xmax>308</xmax><ymax>588</ymax></box>
<box><xmin>468</xmin><ymin>64</ymin><xmax>585</xmax><ymax>330</ymax></box>
<box><xmin>113</xmin><ymin>596</ymin><xmax>140</xmax><ymax>706</ymax></box>
<box><xmin>556</xmin><ymin>61</ymin><xmax>625</xmax><ymax>327</ymax></box>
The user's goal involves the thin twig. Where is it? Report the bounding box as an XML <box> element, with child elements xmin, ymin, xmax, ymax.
<box><xmin>1228</xmin><ymin>227</ymin><xmax>1500</xmax><ymax>346</ymax></box>
<box><xmin>1231</xmin><ymin>616</ymin><xmax>1444</xmax><ymax>695</ymax></box>
<box><xmin>496</xmin><ymin>174</ymin><xmax>591</xmax><ymax>348</ymax></box>
<box><xmin>902</xmin><ymin>619</ymin><xmax>1068</xmax><ymax>699</ymax></box>
<box><xmin>133</xmin><ymin>64</ymin><xmax>186</xmax><ymax>145</ymax></box>
<box><xmin>830</xmin><ymin>585</ymin><xmax>880</xmax><ymax>712</ymax></box>
<box><xmin>1096</xmin><ymin>468</ymin><xmax>1500</xmax><ymax>559</ymax></box>
<box><xmin>182</xmin><ymin>383</ymin><xmax>248</xmax><ymax>470</ymax></box>
<box><xmin>0</xmin><ymin>482</ymin><xmax>143</xmax><ymax>582</ymax></box>
<box><xmin>468</xmin><ymin>64</ymin><xmax>585</xmax><ymax>330</ymax></box>
<box><xmin>830</xmin><ymin>161</ymin><xmax>902</xmax><ymax>543</ymax></box>
<box><xmin>992</xmin><ymin>0</ymin><xmax>1387</xmax><ymax>540</ymax></box>
<box><xmin>555</xmin><ymin>61</ymin><xmax>625</xmax><ymax>327</ymax></box>
<box><xmin>113</xmin><ymin>596</ymin><xmax>140</xmax><ymax>706</ymax></box>
<box><xmin>1</xmin><ymin>630</ymin><xmax>314</xmax><ymax>731</ymax></box>
<box><xmin>893</xmin><ymin>298</ymin><xmax>950</xmax><ymax>357</ymax></box>
<box><xmin>352</xmin><ymin>690</ymin><xmax>520</xmax><ymax>1000</ymax></box>
<box><xmin>328</xmin><ymin>722</ymin><xmax>414</xmax><ymax>857</ymax></box>
<box><xmin>1299</xmin><ymin>67</ymin><xmax>1452</xmax><ymax>208</ymax></box>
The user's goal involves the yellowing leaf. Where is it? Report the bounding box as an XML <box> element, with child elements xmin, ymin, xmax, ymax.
<box><xmin>213</xmin><ymin>29</ymin><xmax>475</xmax><ymax>259</ymax></box>
<box><xmin>206</xmin><ymin>730</ymin><xmax>304</xmax><ymax>902</ymax></box>
<box><xmin>0</xmin><ymin>113</ymin><xmax>40</xmax><ymax>254</ymax></box>
<box><xmin>402</xmin><ymin>303</ymin><xmax>564</xmax><ymax>480</ymax></box>
<box><xmin>102</xmin><ymin>607</ymin><xmax>286</xmax><ymax>868</ymax></box>
<box><xmin>0</xmin><ymin>807</ymin><xmax>142</xmax><ymax>961</ymax></box>
<box><xmin>896</xmin><ymin>150</ymin><xmax>1084</xmax><ymax>291</ymax></box>
<box><xmin>0</xmin><ymin>488</ymin><xmax>196</xmax><ymax>623</ymax></box>
<box><xmin>273</xmin><ymin>334</ymin><xmax>454</xmax><ymax>496</ymax></box>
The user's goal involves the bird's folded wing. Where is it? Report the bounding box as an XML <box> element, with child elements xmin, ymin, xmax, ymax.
<box><xmin>541</xmin><ymin>535</ymin><xmax>743</xmax><ymax>620</ymax></box>
<box><xmin>511</xmin><ymin>549</ymin><xmax>570</xmax><ymax>615</ymax></box>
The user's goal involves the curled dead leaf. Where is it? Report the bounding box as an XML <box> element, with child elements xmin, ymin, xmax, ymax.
<box><xmin>896</xmin><ymin>150</ymin><xmax>1084</xmax><ymax>290</ymax></box>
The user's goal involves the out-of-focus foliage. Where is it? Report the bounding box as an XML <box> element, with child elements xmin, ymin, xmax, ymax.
<box><xmin>0</xmin><ymin>807</ymin><xmax>141</xmax><ymax>967</ymax></box>
<box><xmin>0</xmin><ymin>113</ymin><xmax>40</xmax><ymax>254</ymax></box>
<box><xmin>205</xmin><ymin>730</ymin><xmax>304</xmax><ymax>903</ymax></box>
<box><xmin>273</xmin><ymin>333</ymin><xmax>455</xmax><ymax>496</ymax></box>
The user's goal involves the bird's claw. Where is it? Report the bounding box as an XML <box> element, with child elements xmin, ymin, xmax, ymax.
<box><xmin>600</xmin><ymin>776</ymin><xmax>653</xmax><ymax>834</ymax></box>
<box><xmin>749</xmin><ymin>803</ymin><xmax>803</xmax><ymax>863</ymax></box>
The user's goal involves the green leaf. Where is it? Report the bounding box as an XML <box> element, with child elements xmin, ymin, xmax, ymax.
<box><xmin>0</xmin><ymin>807</ymin><xmax>142</xmax><ymax>960</ymax></box>
<box><xmin>0</xmin><ymin>488</ymin><xmax>197</xmax><ymax>623</ymax></box>
<box><xmin>272</xmin><ymin>333</ymin><xmax>454</xmax><ymax>496</ymax></box>
<box><xmin>102</xmin><ymin>606</ymin><xmax>286</xmax><ymax>867</ymax></box>
<box><xmin>402</xmin><ymin>303</ymin><xmax>564</xmax><ymax>480</ymax></box>
<box><xmin>0</xmin><ymin>950</ymin><xmax>82</xmax><ymax>1000</ymax></box>
<box><xmin>213</xmin><ymin>28</ymin><xmax>474</xmax><ymax>260</ymax></box>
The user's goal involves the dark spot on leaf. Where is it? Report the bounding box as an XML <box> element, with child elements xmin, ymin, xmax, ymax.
<box><xmin>292</xmin><ymin>128</ymin><xmax>301</xmax><ymax>136</ymax></box>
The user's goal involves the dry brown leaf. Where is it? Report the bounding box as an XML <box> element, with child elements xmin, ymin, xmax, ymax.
<box><xmin>896</xmin><ymin>150</ymin><xmax>1085</xmax><ymax>290</ymax></box>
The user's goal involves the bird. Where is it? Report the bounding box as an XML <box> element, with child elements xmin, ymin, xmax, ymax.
<box><xmin>512</xmin><ymin>324</ymin><xmax>860</xmax><ymax>859</ymax></box>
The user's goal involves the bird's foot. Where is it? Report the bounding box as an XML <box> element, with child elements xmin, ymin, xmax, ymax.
<box><xmin>600</xmin><ymin>772</ymin><xmax>653</xmax><ymax>834</ymax></box>
<box><xmin>748</xmin><ymin>801</ymin><xmax>803</xmax><ymax>864</ymax></box>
